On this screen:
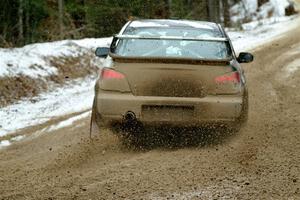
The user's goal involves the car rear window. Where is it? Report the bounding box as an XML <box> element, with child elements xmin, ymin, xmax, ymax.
<box><xmin>124</xmin><ymin>27</ymin><xmax>223</xmax><ymax>38</ymax></box>
<box><xmin>113</xmin><ymin>27</ymin><xmax>232</xmax><ymax>60</ymax></box>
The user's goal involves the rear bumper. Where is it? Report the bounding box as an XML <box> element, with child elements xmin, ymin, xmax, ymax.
<box><xmin>95</xmin><ymin>91</ymin><xmax>243</xmax><ymax>127</ymax></box>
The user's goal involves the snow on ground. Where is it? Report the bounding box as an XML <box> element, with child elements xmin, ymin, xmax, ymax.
<box><xmin>0</xmin><ymin>75</ymin><xmax>95</xmax><ymax>137</ymax></box>
<box><xmin>228</xmin><ymin>15</ymin><xmax>299</xmax><ymax>52</ymax></box>
<box><xmin>28</xmin><ymin>111</ymin><xmax>91</xmax><ymax>141</ymax></box>
<box><xmin>270</xmin><ymin>0</ymin><xmax>290</xmax><ymax>16</ymax></box>
<box><xmin>276</xmin><ymin>42</ymin><xmax>300</xmax><ymax>78</ymax></box>
<box><xmin>0</xmin><ymin>135</ymin><xmax>25</xmax><ymax>149</ymax></box>
<box><xmin>0</xmin><ymin>140</ymin><xmax>11</xmax><ymax>149</ymax></box>
<box><xmin>0</xmin><ymin>38</ymin><xmax>111</xmax><ymax>78</ymax></box>
<box><xmin>0</xmin><ymin>14</ymin><xmax>299</xmax><ymax>148</ymax></box>
<box><xmin>47</xmin><ymin>111</ymin><xmax>90</xmax><ymax>132</ymax></box>
<box><xmin>231</xmin><ymin>0</ymin><xmax>290</xmax><ymax>24</ymax></box>
<box><xmin>228</xmin><ymin>0</ymin><xmax>298</xmax><ymax>52</ymax></box>
<box><xmin>286</xmin><ymin>58</ymin><xmax>300</xmax><ymax>75</ymax></box>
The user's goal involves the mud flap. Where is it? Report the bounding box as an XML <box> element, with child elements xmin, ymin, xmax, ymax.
<box><xmin>234</xmin><ymin>91</ymin><xmax>249</xmax><ymax>132</ymax></box>
<box><xmin>89</xmin><ymin>109</ymin><xmax>99</xmax><ymax>139</ymax></box>
<box><xmin>89</xmin><ymin>100</ymin><xmax>101</xmax><ymax>139</ymax></box>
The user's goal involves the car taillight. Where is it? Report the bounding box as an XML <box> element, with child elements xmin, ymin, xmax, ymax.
<box><xmin>100</xmin><ymin>68</ymin><xmax>125</xmax><ymax>80</ymax></box>
<box><xmin>215</xmin><ymin>71</ymin><xmax>240</xmax><ymax>84</ymax></box>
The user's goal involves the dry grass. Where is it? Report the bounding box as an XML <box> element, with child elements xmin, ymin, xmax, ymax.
<box><xmin>0</xmin><ymin>54</ymin><xmax>98</xmax><ymax>107</ymax></box>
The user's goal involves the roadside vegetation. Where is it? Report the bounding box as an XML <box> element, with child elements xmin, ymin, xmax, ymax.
<box><xmin>1</xmin><ymin>0</ymin><xmax>297</xmax><ymax>47</ymax></box>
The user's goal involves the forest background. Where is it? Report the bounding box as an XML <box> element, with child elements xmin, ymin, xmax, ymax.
<box><xmin>0</xmin><ymin>0</ymin><xmax>275</xmax><ymax>47</ymax></box>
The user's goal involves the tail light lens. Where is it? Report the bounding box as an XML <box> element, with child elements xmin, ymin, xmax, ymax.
<box><xmin>100</xmin><ymin>68</ymin><xmax>125</xmax><ymax>80</ymax></box>
<box><xmin>215</xmin><ymin>71</ymin><xmax>240</xmax><ymax>84</ymax></box>
<box><xmin>98</xmin><ymin>68</ymin><xmax>131</xmax><ymax>92</ymax></box>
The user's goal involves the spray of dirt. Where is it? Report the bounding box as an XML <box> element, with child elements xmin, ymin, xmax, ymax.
<box><xmin>0</xmin><ymin>21</ymin><xmax>300</xmax><ymax>199</ymax></box>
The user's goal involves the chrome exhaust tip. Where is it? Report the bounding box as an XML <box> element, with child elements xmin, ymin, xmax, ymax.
<box><xmin>124</xmin><ymin>111</ymin><xmax>136</xmax><ymax>122</ymax></box>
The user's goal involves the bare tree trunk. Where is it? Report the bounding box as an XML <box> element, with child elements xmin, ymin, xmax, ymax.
<box><xmin>215</xmin><ymin>0</ymin><xmax>220</xmax><ymax>23</ymax></box>
<box><xmin>192</xmin><ymin>0</ymin><xmax>209</xmax><ymax>21</ymax></box>
<box><xmin>222</xmin><ymin>0</ymin><xmax>231</xmax><ymax>27</ymax></box>
<box><xmin>168</xmin><ymin>0</ymin><xmax>172</xmax><ymax>16</ymax></box>
<box><xmin>58</xmin><ymin>0</ymin><xmax>64</xmax><ymax>39</ymax></box>
<box><xmin>207</xmin><ymin>0</ymin><xmax>220</xmax><ymax>23</ymax></box>
<box><xmin>18</xmin><ymin>0</ymin><xmax>24</xmax><ymax>44</ymax></box>
<box><xmin>187</xmin><ymin>0</ymin><xmax>192</xmax><ymax>7</ymax></box>
<box><xmin>258</xmin><ymin>0</ymin><xmax>268</xmax><ymax>7</ymax></box>
<box><xmin>25</xmin><ymin>0</ymin><xmax>30</xmax><ymax>43</ymax></box>
<box><xmin>207</xmin><ymin>0</ymin><xmax>212</xmax><ymax>21</ymax></box>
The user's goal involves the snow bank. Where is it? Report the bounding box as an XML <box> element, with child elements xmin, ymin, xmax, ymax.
<box><xmin>231</xmin><ymin>0</ymin><xmax>291</xmax><ymax>25</ymax></box>
<box><xmin>47</xmin><ymin>111</ymin><xmax>90</xmax><ymax>132</ymax></box>
<box><xmin>0</xmin><ymin>135</ymin><xmax>25</xmax><ymax>149</ymax></box>
<box><xmin>0</xmin><ymin>140</ymin><xmax>10</xmax><ymax>148</ymax></box>
<box><xmin>270</xmin><ymin>0</ymin><xmax>290</xmax><ymax>16</ymax></box>
<box><xmin>0</xmin><ymin>75</ymin><xmax>95</xmax><ymax>137</ymax></box>
<box><xmin>0</xmin><ymin>38</ymin><xmax>111</xmax><ymax>78</ymax></box>
<box><xmin>228</xmin><ymin>15</ymin><xmax>298</xmax><ymax>52</ymax></box>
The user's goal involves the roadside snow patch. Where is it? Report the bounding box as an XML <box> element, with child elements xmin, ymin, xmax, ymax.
<box><xmin>0</xmin><ymin>76</ymin><xmax>95</xmax><ymax>137</ymax></box>
<box><xmin>270</xmin><ymin>0</ymin><xmax>290</xmax><ymax>16</ymax></box>
<box><xmin>0</xmin><ymin>38</ymin><xmax>111</xmax><ymax>78</ymax></box>
<box><xmin>0</xmin><ymin>135</ymin><xmax>26</xmax><ymax>149</ymax></box>
<box><xmin>231</xmin><ymin>0</ymin><xmax>291</xmax><ymax>24</ymax></box>
<box><xmin>47</xmin><ymin>111</ymin><xmax>90</xmax><ymax>132</ymax></box>
<box><xmin>0</xmin><ymin>140</ymin><xmax>10</xmax><ymax>148</ymax></box>
<box><xmin>285</xmin><ymin>58</ymin><xmax>300</xmax><ymax>76</ymax></box>
<box><xmin>228</xmin><ymin>16</ymin><xmax>299</xmax><ymax>52</ymax></box>
<box><xmin>11</xmin><ymin>135</ymin><xmax>26</xmax><ymax>141</ymax></box>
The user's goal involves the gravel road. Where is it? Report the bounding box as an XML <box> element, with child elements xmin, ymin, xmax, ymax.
<box><xmin>0</xmin><ymin>21</ymin><xmax>300</xmax><ymax>200</ymax></box>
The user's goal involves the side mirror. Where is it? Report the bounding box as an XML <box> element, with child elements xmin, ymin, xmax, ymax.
<box><xmin>95</xmin><ymin>47</ymin><xmax>110</xmax><ymax>58</ymax></box>
<box><xmin>237</xmin><ymin>52</ymin><xmax>254</xmax><ymax>63</ymax></box>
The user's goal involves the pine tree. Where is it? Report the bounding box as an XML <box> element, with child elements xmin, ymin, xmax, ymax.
<box><xmin>58</xmin><ymin>0</ymin><xmax>64</xmax><ymax>39</ymax></box>
<box><xmin>18</xmin><ymin>0</ymin><xmax>24</xmax><ymax>44</ymax></box>
<box><xmin>222</xmin><ymin>0</ymin><xmax>231</xmax><ymax>27</ymax></box>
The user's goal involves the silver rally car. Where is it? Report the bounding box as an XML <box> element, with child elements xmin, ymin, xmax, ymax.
<box><xmin>91</xmin><ymin>19</ymin><xmax>253</xmax><ymax>135</ymax></box>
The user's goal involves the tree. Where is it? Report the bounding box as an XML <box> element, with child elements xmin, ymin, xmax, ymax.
<box><xmin>0</xmin><ymin>0</ymin><xmax>19</xmax><ymax>46</ymax></box>
<box><xmin>258</xmin><ymin>0</ymin><xmax>268</xmax><ymax>7</ymax></box>
<box><xmin>18</xmin><ymin>0</ymin><xmax>24</xmax><ymax>44</ymax></box>
<box><xmin>207</xmin><ymin>0</ymin><xmax>221</xmax><ymax>23</ymax></box>
<box><xmin>58</xmin><ymin>0</ymin><xmax>64</xmax><ymax>39</ymax></box>
<box><xmin>222</xmin><ymin>0</ymin><xmax>231</xmax><ymax>27</ymax></box>
<box><xmin>1</xmin><ymin>0</ymin><xmax>238</xmax><ymax>47</ymax></box>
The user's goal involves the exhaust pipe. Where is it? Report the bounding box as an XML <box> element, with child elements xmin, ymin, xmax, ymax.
<box><xmin>124</xmin><ymin>111</ymin><xmax>136</xmax><ymax>122</ymax></box>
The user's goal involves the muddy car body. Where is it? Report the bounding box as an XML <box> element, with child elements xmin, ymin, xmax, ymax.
<box><xmin>91</xmin><ymin>19</ymin><xmax>253</xmax><ymax>133</ymax></box>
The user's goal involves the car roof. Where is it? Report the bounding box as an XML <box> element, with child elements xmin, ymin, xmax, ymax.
<box><xmin>128</xmin><ymin>19</ymin><xmax>221</xmax><ymax>32</ymax></box>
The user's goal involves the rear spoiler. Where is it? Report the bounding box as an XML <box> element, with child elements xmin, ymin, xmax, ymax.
<box><xmin>109</xmin><ymin>53</ymin><xmax>232</xmax><ymax>66</ymax></box>
<box><xmin>114</xmin><ymin>34</ymin><xmax>228</xmax><ymax>42</ymax></box>
<box><xmin>110</xmin><ymin>34</ymin><xmax>231</xmax><ymax>65</ymax></box>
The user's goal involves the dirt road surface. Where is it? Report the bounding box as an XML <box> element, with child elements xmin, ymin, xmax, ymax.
<box><xmin>1</xmin><ymin>20</ymin><xmax>300</xmax><ymax>200</ymax></box>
